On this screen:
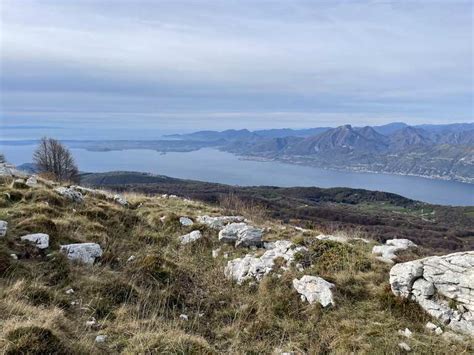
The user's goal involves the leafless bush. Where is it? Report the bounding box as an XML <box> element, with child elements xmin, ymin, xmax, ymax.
<box><xmin>33</xmin><ymin>137</ymin><xmax>79</xmax><ymax>183</ymax></box>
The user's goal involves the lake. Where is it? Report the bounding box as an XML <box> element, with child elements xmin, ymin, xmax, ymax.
<box><xmin>1</xmin><ymin>144</ymin><xmax>473</xmax><ymax>206</ymax></box>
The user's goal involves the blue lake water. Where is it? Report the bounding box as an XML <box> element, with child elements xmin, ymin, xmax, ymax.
<box><xmin>1</xmin><ymin>144</ymin><xmax>473</xmax><ymax>206</ymax></box>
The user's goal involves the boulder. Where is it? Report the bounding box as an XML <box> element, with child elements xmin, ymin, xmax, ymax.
<box><xmin>218</xmin><ymin>222</ymin><xmax>263</xmax><ymax>247</ymax></box>
<box><xmin>113</xmin><ymin>194</ymin><xmax>128</xmax><ymax>206</ymax></box>
<box><xmin>197</xmin><ymin>215</ymin><xmax>244</xmax><ymax>230</ymax></box>
<box><xmin>25</xmin><ymin>175</ymin><xmax>38</xmax><ymax>187</ymax></box>
<box><xmin>179</xmin><ymin>230</ymin><xmax>202</xmax><ymax>245</ymax></box>
<box><xmin>60</xmin><ymin>243</ymin><xmax>103</xmax><ymax>265</ymax></box>
<box><xmin>179</xmin><ymin>217</ymin><xmax>194</xmax><ymax>226</ymax></box>
<box><xmin>225</xmin><ymin>240</ymin><xmax>307</xmax><ymax>284</ymax></box>
<box><xmin>13</xmin><ymin>179</ymin><xmax>28</xmax><ymax>189</ymax></box>
<box><xmin>372</xmin><ymin>238</ymin><xmax>416</xmax><ymax>263</ymax></box>
<box><xmin>55</xmin><ymin>187</ymin><xmax>84</xmax><ymax>203</ymax></box>
<box><xmin>0</xmin><ymin>220</ymin><xmax>7</xmax><ymax>237</ymax></box>
<box><xmin>389</xmin><ymin>251</ymin><xmax>474</xmax><ymax>336</ymax></box>
<box><xmin>20</xmin><ymin>233</ymin><xmax>49</xmax><ymax>249</ymax></box>
<box><xmin>292</xmin><ymin>275</ymin><xmax>335</xmax><ymax>307</ymax></box>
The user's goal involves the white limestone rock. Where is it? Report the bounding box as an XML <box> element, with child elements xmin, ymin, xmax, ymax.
<box><xmin>218</xmin><ymin>222</ymin><xmax>263</xmax><ymax>247</ymax></box>
<box><xmin>179</xmin><ymin>230</ymin><xmax>202</xmax><ymax>245</ymax></box>
<box><xmin>0</xmin><ymin>163</ymin><xmax>27</xmax><ymax>179</ymax></box>
<box><xmin>398</xmin><ymin>328</ymin><xmax>413</xmax><ymax>338</ymax></box>
<box><xmin>25</xmin><ymin>175</ymin><xmax>38</xmax><ymax>187</ymax></box>
<box><xmin>113</xmin><ymin>194</ymin><xmax>128</xmax><ymax>206</ymax></box>
<box><xmin>0</xmin><ymin>220</ymin><xmax>7</xmax><ymax>237</ymax></box>
<box><xmin>372</xmin><ymin>238</ymin><xmax>417</xmax><ymax>263</ymax></box>
<box><xmin>225</xmin><ymin>240</ymin><xmax>307</xmax><ymax>284</ymax></box>
<box><xmin>398</xmin><ymin>342</ymin><xmax>411</xmax><ymax>352</ymax></box>
<box><xmin>20</xmin><ymin>233</ymin><xmax>49</xmax><ymax>249</ymax></box>
<box><xmin>60</xmin><ymin>243</ymin><xmax>103</xmax><ymax>265</ymax></box>
<box><xmin>179</xmin><ymin>217</ymin><xmax>194</xmax><ymax>226</ymax></box>
<box><xmin>95</xmin><ymin>335</ymin><xmax>107</xmax><ymax>343</ymax></box>
<box><xmin>292</xmin><ymin>275</ymin><xmax>335</xmax><ymax>307</ymax></box>
<box><xmin>55</xmin><ymin>187</ymin><xmax>84</xmax><ymax>203</ymax></box>
<box><xmin>390</xmin><ymin>251</ymin><xmax>474</xmax><ymax>336</ymax></box>
<box><xmin>197</xmin><ymin>215</ymin><xmax>244</xmax><ymax>230</ymax></box>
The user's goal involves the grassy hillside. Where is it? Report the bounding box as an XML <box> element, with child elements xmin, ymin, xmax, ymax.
<box><xmin>82</xmin><ymin>171</ymin><xmax>474</xmax><ymax>253</ymax></box>
<box><xmin>0</xmin><ymin>177</ymin><xmax>472</xmax><ymax>353</ymax></box>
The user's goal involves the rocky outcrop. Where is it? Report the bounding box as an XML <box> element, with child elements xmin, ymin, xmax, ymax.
<box><xmin>20</xmin><ymin>233</ymin><xmax>49</xmax><ymax>249</ymax></box>
<box><xmin>55</xmin><ymin>187</ymin><xmax>84</xmax><ymax>203</ymax></box>
<box><xmin>197</xmin><ymin>215</ymin><xmax>244</xmax><ymax>230</ymax></box>
<box><xmin>225</xmin><ymin>240</ymin><xmax>307</xmax><ymax>284</ymax></box>
<box><xmin>372</xmin><ymin>239</ymin><xmax>416</xmax><ymax>263</ymax></box>
<box><xmin>218</xmin><ymin>222</ymin><xmax>263</xmax><ymax>247</ymax></box>
<box><xmin>60</xmin><ymin>243</ymin><xmax>103</xmax><ymax>265</ymax></box>
<box><xmin>69</xmin><ymin>186</ymin><xmax>128</xmax><ymax>206</ymax></box>
<box><xmin>179</xmin><ymin>217</ymin><xmax>194</xmax><ymax>226</ymax></box>
<box><xmin>0</xmin><ymin>163</ymin><xmax>27</xmax><ymax>179</ymax></box>
<box><xmin>390</xmin><ymin>251</ymin><xmax>474</xmax><ymax>336</ymax></box>
<box><xmin>179</xmin><ymin>230</ymin><xmax>202</xmax><ymax>245</ymax></box>
<box><xmin>0</xmin><ymin>221</ymin><xmax>7</xmax><ymax>237</ymax></box>
<box><xmin>292</xmin><ymin>275</ymin><xmax>335</xmax><ymax>307</ymax></box>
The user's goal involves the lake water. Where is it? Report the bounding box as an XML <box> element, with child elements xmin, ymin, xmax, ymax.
<box><xmin>1</xmin><ymin>144</ymin><xmax>473</xmax><ymax>206</ymax></box>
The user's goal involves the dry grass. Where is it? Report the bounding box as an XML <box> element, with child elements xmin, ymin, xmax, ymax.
<box><xmin>0</xmin><ymin>180</ymin><xmax>471</xmax><ymax>354</ymax></box>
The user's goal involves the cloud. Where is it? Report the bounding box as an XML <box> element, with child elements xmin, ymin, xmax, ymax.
<box><xmin>0</xmin><ymin>0</ymin><xmax>472</xmax><ymax>128</ymax></box>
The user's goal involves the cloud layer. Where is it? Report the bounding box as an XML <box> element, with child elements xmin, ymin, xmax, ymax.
<box><xmin>1</xmin><ymin>0</ymin><xmax>472</xmax><ymax>129</ymax></box>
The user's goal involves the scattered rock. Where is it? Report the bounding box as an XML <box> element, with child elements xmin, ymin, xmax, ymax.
<box><xmin>0</xmin><ymin>163</ymin><xmax>27</xmax><ymax>179</ymax></box>
<box><xmin>292</xmin><ymin>275</ymin><xmax>335</xmax><ymax>307</ymax></box>
<box><xmin>390</xmin><ymin>251</ymin><xmax>474</xmax><ymax>336</ymax></box>
<box><xmin>225</xmin><ymin>240</ymin><xmax>307</xmax><ymax>284</ymax></box>
<box><xmin>55</xmin><ymin>187</ymin><xmax>84</xmax><ymax>203</ymax></box>
<box><xmin>13</xmin><ymin>179</ymin><xmax>28</xmax><ymax>189</ymax></box>
<box><xmin>372</xmin><ymin>239</ymin><xmax>417</xmax><ymax>263</ymax></box>
<box><xmin>25</xmin><ymin>175</ymin><xmax>38</xmax><ymax>187</ymax></box>
<box><xmin>425</xmin><ymin>322</ymin><xmax>437</xmax><ymax>331</ymax></box>
<box><xmin>113</xmin><ymin>194</ymin><xmax>128</xmax><ymax>206</ymax></box>
<box><xmin>179</xmin><ymin>217</ymin><xmax>194</xmax><ymax>226</ymax></box>
<box><xmin>65</xmin><ymin>289</ymin><xmax>74</xmax><ymax>295</ymax></box>
<box><xmin>95</xmin><ymin>335</ymin><xmax>107</xmax><ymax>343</ymax></box>
<box><xmin>86</xmin><ymin>317</ymin><xmax>98</xmax><ymax>328</ymax></box>
<box><xmin>212</xmin><ymin>248</ymin><xmax>220</xmax><ymax>258</ymax></box>
<box><xmin>197</xmin><ymin>215</ymin><xmax>244</xmax><ymax>230</ymax></box>
<box><xmin>398</xmin><ymin>328</ymin><xmax>413</xmax><ymax>338</ymax></box>
<box><xmin>20</xmin><ymin>233</ymin><xmax>50</xmax><ymax>249</ymax></box>
<box><xmin>127</xmin><ymin>255</ymin><xmax>136</xmax><ymax>262</ymax></box>
<box><xmin>398</xmin><ymin>342</ymin><xmax>411</xmax><ymax>352</ymax></box>
<box><xmin>435</xmin><ymin>327</ymin><xmax>443</xmax><ymax>335</ymax></box>
<box><xmin>60</xmin><ymin>243</ymin><xmax>103</xmax><ymax>265</ymax></box>
<box><xmin>10</xmin><ymin>254</ymin><xmax>18</xmax><ymax>260</ymax></box>
<box><xmin>218</xmin><ymin>222</ymin><xmax>263</xmax><ymax>247</ymax></box>
<box><xmin>0</xmin><ymin>220</ymin><xmax>7</xmax><ymax>237</ymax></box>
<box><xmin>179</xmin><ymin>314</ymin><xmax>189</xmax><ymax>321</ymax></box>
<box><xmin>179</xmin><ymin>230</ymin><xmax>202</xmax><ymax>245</ymax></box>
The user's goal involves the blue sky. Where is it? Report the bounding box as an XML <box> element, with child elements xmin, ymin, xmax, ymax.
<box><xmin>1</xmin><ymin>0</ymin><xmax>473</xmax><ymax>130</ymax></box>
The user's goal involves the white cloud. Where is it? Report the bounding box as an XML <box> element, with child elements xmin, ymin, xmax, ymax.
<box><xmin>0</xmin><ymin>0</ymin><xmax>472</xmax><ymax>128</ymax></box>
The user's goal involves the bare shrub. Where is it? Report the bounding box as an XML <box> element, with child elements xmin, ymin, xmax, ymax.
<box><xmin>33</xmin><ymin>138</ymin><xmax>79</xmax><ymax>183</ymax></box>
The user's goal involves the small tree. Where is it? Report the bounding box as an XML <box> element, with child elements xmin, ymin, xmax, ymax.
<box><xmin>33</xmin><ymin>137</ymin><xmax>79</xmax><ymax>183</ymax></box>
<box><xmin>0</xmin><ymin>153</ymin><xmax>5</xmax><ymax>163</ymax></box>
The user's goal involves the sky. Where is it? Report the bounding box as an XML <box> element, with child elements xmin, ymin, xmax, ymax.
<box><xmin>0</xmin><ymin>0</ymin><xmax>473</xmax><ymax>131</ymax></box>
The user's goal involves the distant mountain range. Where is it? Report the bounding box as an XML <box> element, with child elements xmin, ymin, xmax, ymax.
<box><xmin>8</xmin><ymin>122</ymin><xmax>473</xmax><ymax>183</ymax></box>
<box><xmin>168</xmin><ymin>122</ymin><xmax>474</xmax><ymax>183</ymax></box>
